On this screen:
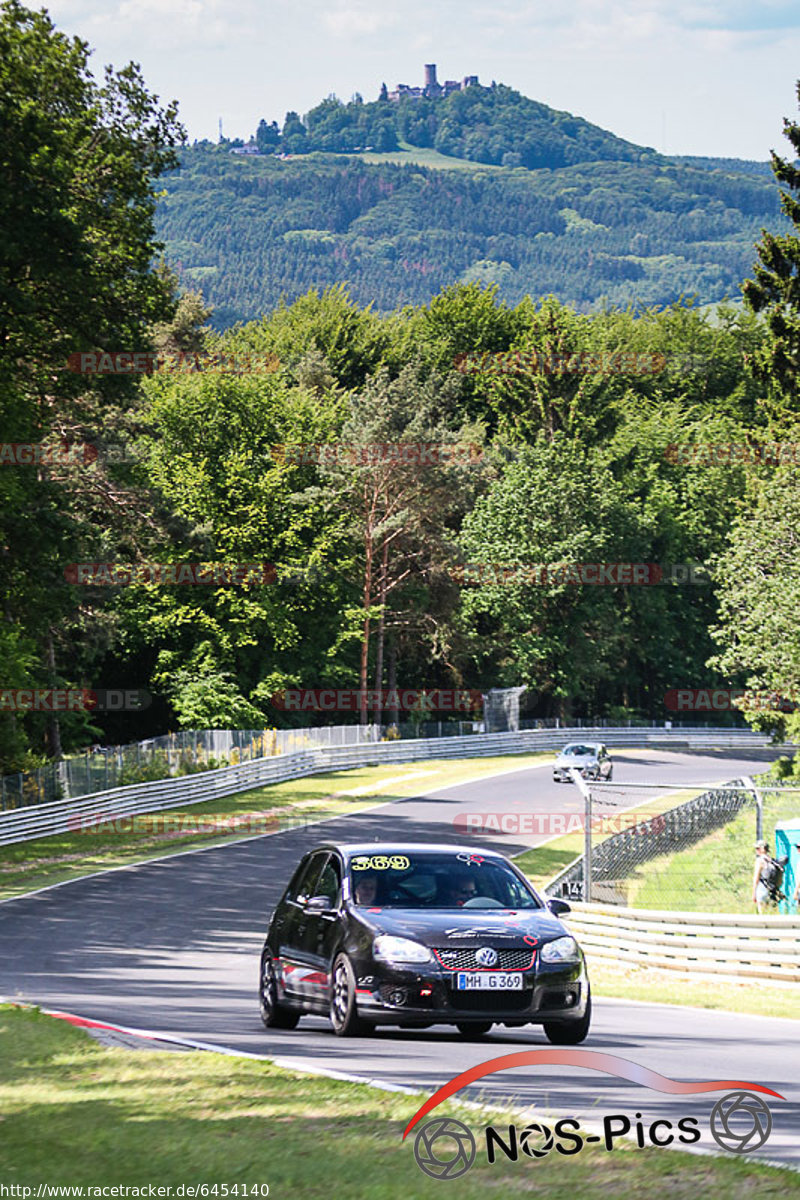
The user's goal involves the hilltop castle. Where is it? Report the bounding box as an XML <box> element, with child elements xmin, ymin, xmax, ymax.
<box><xmin>385</xmin><ymin>64</ymin><xmax>480</xmax><ymax>102</ymax></box>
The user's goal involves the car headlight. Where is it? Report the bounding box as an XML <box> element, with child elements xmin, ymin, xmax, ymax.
<box><xmin>540</xmin><ymin>936</ymin><xmax>581</xmax><ymax>963</ymax></box>
<box><xmin>373</xmin><ymin>935</ymin><xmax>433</xmax><ymax>964</ymax></box>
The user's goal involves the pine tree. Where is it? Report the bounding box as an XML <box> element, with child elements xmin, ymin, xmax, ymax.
<box><xmin>742</xmin><ymin>80</ymin><xmax>800</xmax><ymax>407</ymax></box>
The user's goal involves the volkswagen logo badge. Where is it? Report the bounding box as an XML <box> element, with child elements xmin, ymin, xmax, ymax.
<box><xmin>476</xmin><ymin>946</ymin><xmax>498</xmax><ymax>967</ymax></box>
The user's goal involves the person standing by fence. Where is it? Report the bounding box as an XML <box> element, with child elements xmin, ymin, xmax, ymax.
<box><xmin>752</xmin><ymin>840</ymin><xmax>771</xmax><ymax>913</ymax></box>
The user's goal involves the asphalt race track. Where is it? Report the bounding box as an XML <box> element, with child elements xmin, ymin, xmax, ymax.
<box><xmin>1</xmin><ymin>748</ymin><xmax>798</xmax><ymax>1167</ymax></box>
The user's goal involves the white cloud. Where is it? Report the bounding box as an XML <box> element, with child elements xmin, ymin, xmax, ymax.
<box><xmin>49</xmin><ymin>0</ymin><xmax>254</xmax><ymax>51</ymax></box>
<box><xmin>324</xmin><ymin>7</ymin><xmax>397</xmax><ymax>37</ymax></box>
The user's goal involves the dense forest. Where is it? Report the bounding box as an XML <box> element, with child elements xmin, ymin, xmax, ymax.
<box><xmin>3</xmin><ymin>3</ymin><xmax>800</xmax><ymax>775</ymax></box>
<box><xmin>157</xmin><ymin>146</ymin><xmax>783</xmax><ymax>325</ymax></box>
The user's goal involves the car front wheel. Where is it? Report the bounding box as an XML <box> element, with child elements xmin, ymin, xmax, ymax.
<box><xmin>543</xmin><ymin>992</ymin><xmax>591</xmax><ymax>1044</ymax></box>
<box><xmin>330</xmin><ymin>953</ymin><xmax>371</xmax><ymax>1037</ymax></box>
<box><xmin>259</xmin><ymin>952</ymin><xmax>300</xmax><ymax>1030</ymax></box>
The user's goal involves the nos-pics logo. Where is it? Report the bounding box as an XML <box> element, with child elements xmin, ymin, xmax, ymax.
<box><xmin>404</xmin><ymin>1050</ymin><xmax>782</xmax><ymax>1179</ymax></box>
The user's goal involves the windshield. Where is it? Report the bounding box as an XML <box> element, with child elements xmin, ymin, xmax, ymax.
<box><xmin>348</xmin><ymin>852</ymin><xmax>542</xmax><ymax>910</ymax></box>
<box><xmin>561</xmin><ymin>744</ymin><xmax>597</xmax><ymax>757</ymax></box>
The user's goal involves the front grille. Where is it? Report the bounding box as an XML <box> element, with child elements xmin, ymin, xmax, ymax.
<box><xmin>433</xmin><ymin>947</ymin><xmax>535</xmax><ymax>971</ymax></box>
<box><xmin>450</xmin><ymin>989</ymin><xmax>533</xmax><ymax>1012</ymax></box>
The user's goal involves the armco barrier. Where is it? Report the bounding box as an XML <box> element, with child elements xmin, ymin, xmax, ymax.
<box><xmin>0</xmin><ymin>726</ymin><xmax>791</xmax><ymax>848</ymax></box>
<box><xmin>562</xmin><ymin>901</ymin><xmax>800</xmax><ymax>986</ymax></box>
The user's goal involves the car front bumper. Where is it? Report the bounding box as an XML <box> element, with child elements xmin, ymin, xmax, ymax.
<box><xmin>352</xmin><ymin>959</ymin><xmax>589</xmax><ymax>1026</ymax></box>
<box><xmin>553</xmin><ymin>765</ymin><xmax>598</xmax><ymax>781</ymax></box>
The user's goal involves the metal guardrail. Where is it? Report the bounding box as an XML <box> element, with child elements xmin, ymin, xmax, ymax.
<box><xmin>0</xmin><ymin>725</ymin><xmax>792</xmax><ymax>848</ymax></box>
<box><xmin>563</xmin><ymin>901</ymin><xmax>800</xmax><ymax>985</ymax></box>
<box><xmin>0</xmin><ymin>724</ymin><xmax>385</xmax><ymax>810</ymax></box>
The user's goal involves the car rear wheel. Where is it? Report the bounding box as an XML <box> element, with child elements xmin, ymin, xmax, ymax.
<box><xmin>543</xmin><ymin>992</ymin><xmax>591</xmax><ymax>1044</ymax></box>
<box><xmin>330</xmin><ymin>953</ymin><xmax>371</xmax><ymax>1037</ymax></box>
<box><xmin>456</xmin><ymin>1021</ymin><xmax>493</xmax><ymax>1038</ymax></box>
<box><xmin>259</xmin><ymin>953</ymin><xmax>300</xmax><ymax>1030</ymax></box>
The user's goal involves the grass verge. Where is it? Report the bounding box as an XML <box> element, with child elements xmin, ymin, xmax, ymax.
<box><xmin>0</xmin><ymin>754</ymin><xmax>550</xmax><ymax>901</ymax></box>
<box><xmin>0</xmin><ymin>1005</ymin><xmax>794</xmax><ymax>1194</ymax></box>
<box><xmin>585</xmin><ymin>961</ymin><xmax>800</xmax><ymax>1020</ymax></box>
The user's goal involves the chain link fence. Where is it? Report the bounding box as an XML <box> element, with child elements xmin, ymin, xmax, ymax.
<box><xmin>547</xmin><ymin>782</ymin><xmax>748</xmax><ymax>904</ymax></box>
<box><xmin>547</xmin><ymin>774</ymin><xmax>800</xmax><ymax>913</ymax></box>
<box><xmin>0</xmin><ymin>725</ymin><xmax>382</xmax><ymax>811</ymax></box>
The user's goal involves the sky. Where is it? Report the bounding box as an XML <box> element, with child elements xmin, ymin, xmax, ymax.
<box><xmin>46</xmin><ymin>0</ymin><xmax>800</xmax><ymax>160</ymax></box>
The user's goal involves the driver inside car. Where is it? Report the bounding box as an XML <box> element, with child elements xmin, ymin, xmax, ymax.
<box><xmin>440</xmin><ymin>874</ymin><xmax>478</xmax><ymax>907</ymax></box>
<box><xmin>353</xmin><ymin>872</ymin><xmax>379</xmax><ymax>906</ymax></box>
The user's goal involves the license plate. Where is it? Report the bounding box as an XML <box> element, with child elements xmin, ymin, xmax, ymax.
<box><xmin>455</xmin><ymin>972</ymin><xmax>523</xmax><ymax>991</ymax></box>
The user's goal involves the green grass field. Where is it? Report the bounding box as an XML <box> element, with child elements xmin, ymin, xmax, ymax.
<box><xmin>585</xmin><ymin>960</ymin><xmax>799</xmax><ymax>1020</ymax></box>
<box><xmin>344</xmin><ymin>141</ymin><xmax>504</xmax><ymax>172</ymax></box>
<box><xmin>0</xmin><ymin>1006</ymin><xmax>794</xmax><ymax>1195</ymax></box>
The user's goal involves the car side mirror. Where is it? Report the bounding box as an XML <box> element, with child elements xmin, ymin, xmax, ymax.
<box><xmin>547</xmin><ymin>898</ymin><xmax>571</xmax><ymax>916</ymax></box>
<box><xmin>306</xmin><ymin>895</ymin><xmax>334</xmax><ymax>913</ymax></box>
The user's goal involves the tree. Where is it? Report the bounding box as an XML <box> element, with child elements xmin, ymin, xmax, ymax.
<box><xmin>742</xmin><ymin>80</ymin><xmax>800</xmax><ymax>414</ymax></box>
<box><xmin>151</xmin><ymin>270</ymin><xmax>212</xmax><ymax>357</ymax></box>
<box><xmin>456</xmin><ymin>438</ymin><xmax>650</xmax><ymax>718</ymax></box>
<box><xmin>0</xmin><ymin>0</ymin><xmax>184</xmax><ymax>770</ymax></box>
<box><xmin>123</xmin><ymin>364</ymin><xmax>355</xmax><ymax>732</ymax></box>
<box><xmin>282</xmin><ymin>111</ymin><xmax>307</xmax><ymax>154</ymax></box>
<box><xmin>709</xmin><ymin>468</ymin><xmax>800</xmax><ymax>743</ymax></box>
<box><xmin>256</xmin><ymin>118</ymin><xmax>280</xmax><ymax>153</ymax></box>
<box><xmin>315</xmin><ymin>366</ymin><xmax>485</xmax><ymax>723</ymax></box>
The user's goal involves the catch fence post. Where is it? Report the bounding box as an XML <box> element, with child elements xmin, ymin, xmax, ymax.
<box><xmin>571</xmin><ymin>768</ymin><xmax>593</xmax><ymax>902</ymax></box>
<box><xmin>743</xmin><ymin>775</ymin><xmax>763</xmax><ymax>841</ymax></box>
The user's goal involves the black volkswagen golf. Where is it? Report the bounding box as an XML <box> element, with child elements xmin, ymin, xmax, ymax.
<box><xmin>259</xmin><ymin>841</ymin><xmax>591</xmax><ymax>1042</ymax></box>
